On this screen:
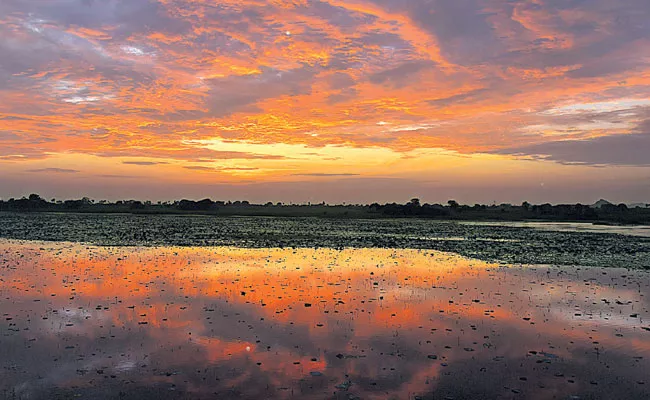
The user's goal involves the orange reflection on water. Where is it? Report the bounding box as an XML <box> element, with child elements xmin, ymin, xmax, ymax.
<box><xmin>1</xmin><ymin>240</ymin><xmax>649</xmax><ymax>400</ymax></box>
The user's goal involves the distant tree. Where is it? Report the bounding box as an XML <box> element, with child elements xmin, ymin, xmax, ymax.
<box><xmin>583</xmin><ymin>207</ymin><xmax>598</xmax><ymax>219</ymax></box>
<box><xmin>178</xmin><ymin>199</ymin><xmax>197</xmax><ymax>210</ymax></box>
<box><xmin>196</xmin><ymin>198</ymin><xmax>214</xmax><ymax>211</ymax></box>
<box><xmin>601</xmin><ymin>203</ymin><xmax>618</xmax><ymax>213</ymax></box>
<box><xmin>63</xmin><ymin>200</ymin><xmax>82</xmax><ymax>210</ymax></box>
<box><xmin>538</xmin><ymin>203</ymin><xmax>553</xmax><ymax>215</ymax></box>
<box><xmin>421</xmin><ymin>203</ymin><xmax>450</xmax><ymax>217</ymax></box>
<box><xmin>447</xmin><ymin>200</ymin><xmax>459</xmax><ymax>209</ymax></box>
<box><xmin>26</xmin><ymin>194</ymin><xmax>48</xmax><ymax>210</ymax></box>
<box><xmin>409</xmin><ymin>198</ymin><xmax>421</xmax><ymax>207</ymax></box>
<box><xmin>521</xmin><ymin>201</ymin><xmax>531</xmax><ymax>210</ymax></box>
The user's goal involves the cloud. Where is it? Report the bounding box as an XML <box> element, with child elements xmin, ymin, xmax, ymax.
<box><xmin>202</xmin><ymin>66</ymin><xmax>317</xmax><ymax>118</ymax></box>
<box><xmin>427</xmin><ymin>88</ymin><xmax>491</xmax><ymax>108</ymax></box>
<box><xmin>220</xmin><ymin>167</ymin><xmax>259</xmax><ymax>171</ymax></box>
<box><xmin>291</xmin><ymin>173</ymin><xmax>360</xmax><ymax>177</ymax></box>
<box><xmin>368</xmin><ymin>60</ymin><xmax>436</xmax><ymax>88</ymax></box>
<box><xmin>326</xmin><ymin>88</ymin><xmax>358</xmax><ymax>105</ymax></box>
<box><xmin>122</xmin><ymin>161</ymin><xmax>169</xmax><ymax>166</ymax></box>
<box><xmin>27</xmin><ymin>168</ymin><xmax>79</xmax><ymax>173</ymax></box>
<box><xmin>327</xmin><ymin>72</ymin><xmax>356</xmax><ymax>90</ymax></box>
<box><xmin>183</xmin><ymin>166</ymin><xmax>260</xmax><ymax>172</ymax></box>
<box><xmin>0</xmin><ymin>132</ymin><xmax>21</xmax><ymax>141</ymax></box>
<box><xmin>0</xmin><ymin>0</ymin><xmax>650</xmax><ymax>196</ymax></box>
<box><xmin>95</xmin><ymin>148</ymin><xmax>287</xmax><ymax>161</ymax></box>
<box><xmin>183</xmin><ymin>166</ymin><xmax>215</xmax><ymax>171</ymax></box>
<box><xmin>373</xmin><ymin>0</ymin><xmax>503</xmax><ymax>65</ymax></box>
<box><xmin>493</xmin><ymin>133</ymin><xmax>650</xmax><ymax>166</ymax></box>
<box><xmin>97</xmin><ymin>174</ymin><xmax>142</xmax><ymax>179</ymax></box>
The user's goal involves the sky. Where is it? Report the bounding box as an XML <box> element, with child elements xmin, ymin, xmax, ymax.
<box><xmin>1</xmin><ymin>0</ymin><xmax>649</xmax><ymax>204</ymax></box>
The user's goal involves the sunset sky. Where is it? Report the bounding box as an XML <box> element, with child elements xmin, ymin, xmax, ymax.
<box><xmin>1</xmin><ymin>0</ymin><xmax>649</xmax><ymax>204</ymax></box>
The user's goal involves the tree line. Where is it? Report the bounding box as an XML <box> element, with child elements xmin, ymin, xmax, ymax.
<box><xmin>0</xmin><ymin>194</ymin><xmax>648</xmax><ymax>224</ymax></box>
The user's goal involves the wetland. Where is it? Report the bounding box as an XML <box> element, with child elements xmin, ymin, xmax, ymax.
<box><xmin>1</xmin><ymin>214</ymin><xmax>649</xmax><ymax>399</ymax></box>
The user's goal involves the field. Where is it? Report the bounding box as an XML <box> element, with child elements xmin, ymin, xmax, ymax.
<box><xmin>1</xmin><ymin>214</ymin><xmax>649</xmax><ymax>399</ymax></box>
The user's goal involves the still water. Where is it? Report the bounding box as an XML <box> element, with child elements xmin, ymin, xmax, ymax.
<box><xmin>461</xmin><ymin>220</ymin><xmax>650</xmax><ymax>238</ymax></box>
<box><xmin>1</xmin><ymin>240</ymin><xmax>649</xmax><ymax>399</ymax></box>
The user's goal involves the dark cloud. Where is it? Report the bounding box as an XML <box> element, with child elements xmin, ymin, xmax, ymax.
<box><xmin>362</xmin><ymin>0</ymin><xmax>650</xmax><ymax>78</ymax></box>
<box><xmin>369</xmin><ymin>0</ymin><xmax>503</xmax><ymax>65</ymax></box>
<box><xmin>503</xmin><ymin>0</ymin><xmax>650</xmax><ymax>76</ymax></box>
<box><xmin>493</xmin><ymin>133</ymin><xmax>650</xmax><ymax>166</ymax></box>
<box><xmin>0</xmin><ymin>145</ymin><xmax>51</xmax><ymax>160</ymax></box>
<box><xmin>1</xmin><ymin>0</ymin><xmax>191</xmax><ymax>38</ymax></box>
<box><xmin>97</xmin><ymin>174</ymin><xmax>141</xmax><ymax>179</ymax></box>
<box><xmin>291</xmin><ymin>173</ymin><xmax>360</xmax><ymax>177</ymax></box>
<box><xmin>326</xmin><ymin>88</ymin><xmax>358</xmax><ymax>105</ymax></box>
<box><xmin>368</xmin><ymin>60</ymin><xmax>435</xmax><ymax>88</ymax></box>
<box><xmin>0</xmin><ymin>116</ymin><xmax>32</xmax><ymax>121</ymax></box>
<box><xmin>327</xmin><ymin>72</ymin><xmax>356</xmax><ymax>90</ymax></box>
<box><xmin>94</xmin><ymin>148</ymin><xmax>287</xmax><ymax>161</ymax></box>
<box><xmin>427</xmin><ymin>88</ymin><xmax>491</xmax><ymax>107</ymax></box>
<box><xmin>122</xmin><ymin>161</ymin><xmax>168</xmax><ymax>166</ymax></box>
<box><xmin>203</xmin><ymin>66</ymin><xmax>317</xmax><ymax>118</ymax></box>
<box><xmin>309</xmin><ymin>0</ymin><xmax>378</xmax><ymax>31</ymax></box>
<box><xmin>183</xmin><ymin>166</ymin><xmax>259</xmax><ymax>172</ymax></box>
<box><xmin>28</xmin><ymin>168</ymin><xmax>79</xmax><ymax>173</ymax></box>
<box><xmin>220</xmin><ymin>167</ymin><xmax>258</xmax><ymax>171</ymax></box>
<box><xmin>0</xmin><ymin>132</ymin><xmax>21</xmax><ymax>141</ymax></box>
<box><xmin>358</xmin><ymin>31</ymin><xmax>411</xmax><ymax>49</ymax></box>
<box><xmin>183</xmin><ymin>166</ymin><xmax>215</xmax><ymax>171</ymax></box>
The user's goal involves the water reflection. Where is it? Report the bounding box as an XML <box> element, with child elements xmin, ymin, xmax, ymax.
<box><xmin>462</xmin><ymin>220</ymin><xmax>650</xmax><ymax>238</ymax></box>
<box><xmin>1</xmin><ymin>240</ymin><xmax>649</xmax><ymax>399</ymax></box>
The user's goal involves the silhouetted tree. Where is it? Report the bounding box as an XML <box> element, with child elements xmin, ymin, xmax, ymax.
<box><xmin>130</xmin><ymin>201</ymin><xmax>145</xmax><ymax>210</ymax></box>
<box><xmin>196</xmin><ymin>198</ymin><xmax>214</xmax><ymax>211</ymax></box>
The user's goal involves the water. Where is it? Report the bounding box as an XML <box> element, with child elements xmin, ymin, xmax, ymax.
<box><xmin>1</xmin><ymin>213</ymin><xmax>649</xmax><ymax>269</ymax></box>
<box><xmin>462</xmin><ymin>220</ymin><xmax>650</xmax><ymax>238</ymax></box>
<box><xmin>1</xmin><ymin>240</ymin><xmax>649</xmax><ymax>399</ymax></box>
